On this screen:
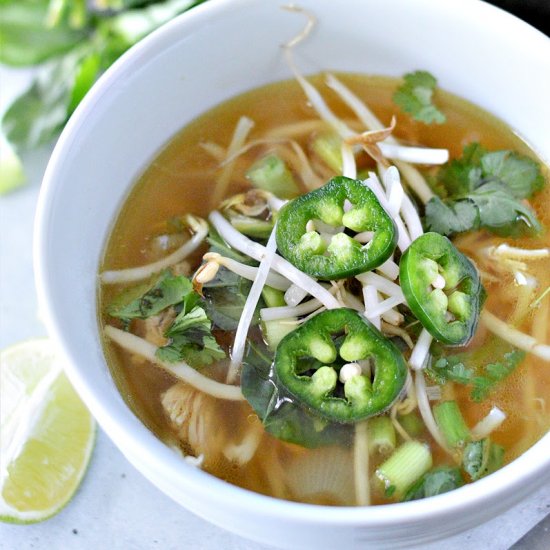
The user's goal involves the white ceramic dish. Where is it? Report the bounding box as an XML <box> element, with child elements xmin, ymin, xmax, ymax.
<box><xmin>35</xmin><ymin>0</ymin><xmax>550</xmax><ymax>548</ymax></box>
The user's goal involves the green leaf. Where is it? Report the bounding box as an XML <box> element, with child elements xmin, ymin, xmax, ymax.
<box><xmin>166</xmin><ymin>301</ymin><xmax>206</xmax><ymax>334</ymax></box>
<box><xmin>430</xmin><ymin>356</ymin><xmax>474</xmax><ymax>385</ymax></box>
<box><xmin>240</xmin><ymin>340</ymin><xmax>279</xmax><ymax>418</ymax></box>
<box><xmin>462</xmin><ymin>439</ymin><xmax>504</xmax><ymax>481</ymax></box>
<box><xmin>157</xmin><ymin>300</ymin><xmax>225</xmax><ymax>368</ymax></box>
<box><xmin>98</xmin><ymin>0</ymin><xmax>206</xmax><ymax>67</ymax></box>
<box><xmin>403</xmin><ymin>466</ymin><xmax>464</xmax><ymax>501</ymax></box>
<box><xmin>424</xmin><ymin>196</ymin><xmax>478</xmax><ymax>236</ymax></box>
<box><xmin>46</xmin><ymin>0</ymin><xmax>88</xmax><ymax>29</ymax></box>
<box><xmin>107</xmin><ymin>271</ymin><xmax>193</xmax><ymax>321</ymax></box>
<box><xmin>157</xmin><ymin>326</ymin><xmax>225</xmax><ymax>368</ymax></box>
<box><xmin>470</xmin><ymin>376</ymin><xmax>493</xmax><ymax>402</ymax></box>
<box><xmin>428</xmin><ymin>340</ymin><xmax>525</xmax><ymax>402</ymax></box>
<box><xmin>424</xmin><ymin>181</ymin><xmax>541</xmax><ymax>238</ymax></box>
<box><xmin>470</xmin><ymin>348</ymin><xmax>525</xmax><ymax>402</ymax></box>
<box><xmin>436</xmin><ymin>142</ymin><xmax>486</xmax><ymax>196</ymax></box>
<box><xmin>393</xmin><ymin>70</ymin><xmax>446</xmax><ymax>125</ymax></box>
<box><xmin>90</xmin><ymin>0</ymin><xmax>151</xmax><ymax>12</ymax></box>
<box><xmin>68</xmin><ymin>51</ymin><xmax>101</xmax><ymax>113</ymax></box>
<box><xmin>206</xmin><ymin>225</ymin><xmax>256</xmax><ymax>264</ymax></box>
<box><xmin>480</xmin><ymin>150</ymin><xmax>544</xmax><ymax>199</ymax></box>
<box><xmin>0</xmin><ymin>0</ymin><xmax>88</xmax><ymax>67</ymax></box>
<box><xmin>426</xmin><ymin>143</ymin><xmax>545</xmax><ymax>238</ymax></box>
<box><xmin>2</xmin><ymin>46</ymin><xmax>93</xmax><ymax>151</ymax></box>
<box><xmin>202</xmin><ymin>267</ymin><xmax>261</xmax><ymax>331</ymax></box>
<box><xmin>467</xmin><ymin>181</ymin><xmax>542</xmax><ymax>237</ymax></box>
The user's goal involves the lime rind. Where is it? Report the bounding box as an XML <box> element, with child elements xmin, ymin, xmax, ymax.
<box><xmin>0</xmin><ymin>339</ymin><xmax>96</xmax><ymax>524</ymax></box>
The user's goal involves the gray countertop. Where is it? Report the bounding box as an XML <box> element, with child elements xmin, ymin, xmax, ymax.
<box><xmin>1</xmin><ymin>66</ymin><xmax>549</xmax><ymax>550</ymax></box>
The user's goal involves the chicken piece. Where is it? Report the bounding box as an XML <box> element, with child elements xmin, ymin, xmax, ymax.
<box><xmin>162</xmin><ymin>382</ymin><xmax>263</xmax><ymax>466</ymax></box>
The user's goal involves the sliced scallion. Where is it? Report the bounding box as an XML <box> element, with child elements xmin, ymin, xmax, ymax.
<box><xmin>433</xmin><ymin>401</ymin><xmax>471</xmax><ymax>449</ymax></box>
<box><xmin>311</xmin><ymin>132</ymin><xmax>343</xmax><ymax>172</ymax></box>
<box><xmin>246</xmin><ymin>154</ymin><xmax>299</xmax><ymax>199</ymax></box>
<box><xmin>262</xmin><ymin>319</ymin><xmax>297</xmax><ymax>351</ymax></box>
<box><xmin>261</xmin><ymin>286</ymin><xmax>287</xmax><ymax>308</ymax></box>
<box><xmin>398</xmin><ymin>412</ymin><xmax>425</xmax><ymax>438</ymax></box>
<box><xmin>367</xmin><ymin>416</ymin><xmax>396</xmax><ymax>455</ymax></box>
<box><xmin>375</xmin><ymin>440</ymin><xmax>432</xmax><ymax>498</ymax></box>
<box><xmin>229</xmin><ymin>215</ymin><xmax>274</xmax><ymax>238</ymax></box>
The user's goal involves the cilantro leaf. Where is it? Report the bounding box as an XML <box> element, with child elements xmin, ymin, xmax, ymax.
<box><xmin>424</xmin><ymin>196</ymin><xmax>478</xmax><ymax>235</ymax></box>
<box><xmin>393</xmin><ymin>70</ymin><xmax>446</xmax><ymax>124</ymax></box>
<box><xmin>436</xmin><ymin>142</ymin><xmax>486</xmax><ymax>196</ymax></box>
<box><xmin>107</xmin><ymin>271</ymin><xmax>193</xmax><ymax>321</ymax></box>
<box><xmin>156</xmin><ymin>305</ymin><xmax>225</xmax><ymax>368</ymax></box>
<box><xmin>467</xmin><ymin>181</ymin><xmax>542</xmax><ymax>236</ymax></box>
<box><xmin>480</xmin><ymin>150</ymin><xmax>544</xmax><ymax>199</ymax></box>
<box><xmin>430</xmin><ymin>356</ymin><xmax>474</xmax><ymax>385</ymax></box>
<box><xmin>106</xmin><ymin>269</ymin><xmax>225</xmax><ymax>369</ymax></box>
<box><xmin>424</xmin><ymin>189</ymin><xmax>541</xmax><ymax>238</ymax></box>
<box><xmin>403</xmin><ymin>466</ymin><xmax>464</xmax><ymax>501</ymax></box>
<box><xmin>470</xmin><ymin>376</ymin><xmax>493</xmax><ymax>402</ymax></box>
<box><xmin>470</xmin><ymin>348</ymin><xmax>525</xmax><ymax>401</ymax></box>
<box><xmin>425</xmin><ymin>143</ymin><xmax>544</xmax><ymax>238</ymax></box>
<box><xmin>428</xmin><ymin>341</ymin><xmax>525</xmax><ymax>402</ymax></box>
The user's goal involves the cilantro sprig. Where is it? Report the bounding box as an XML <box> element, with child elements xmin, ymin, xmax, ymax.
<box><xmin>428</xmin><ymin>341</ymin><xmax>525</xmax><ymax>402</ymax></box>
<box><xmin>0</xmin><ymin>0</ymin><xmax>207</xmax><ymax>193</ymax></box>
<box><xmin>156</xmin><ymin>300</ymin><xmax>226</xmax><ymax>368</ymax></box>
<box><xmin>424</xmin><ymin>143</ymin><xmax>544</xmax><ymax>237</ymax></box>
<box><xmin>107</xmin><ymin>270</ymin><xmax>225</xmax><ymax>369</ymax></box>
<box><xmin>393</xmin><ymin>70</ymin><xmax>446</xmax><ymax>125</ymax></box>
<box><xmin>107</xmin><ymin>271</ymin><xmax>193</xmax><ymax>321</ymax></box>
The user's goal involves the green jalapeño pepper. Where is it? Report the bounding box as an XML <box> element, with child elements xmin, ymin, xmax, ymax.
<box><xmin>274</xmin><ymin>308</ymin><xmax>407</xmax><ymax>424</ymax></box>
<box><xmin>399</xmin><ymin>232</ymin><xmax>484</xmax><ymax>346</ymax></box>
<box><xmin>275</xmin><ymin>177</ymin><xmax>397</xmax><ymax>280</ymax></box>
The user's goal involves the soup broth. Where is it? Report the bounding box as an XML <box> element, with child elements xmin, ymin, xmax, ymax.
<box><xmin>100</xmin><ymin>74</ymin><xmax>550</xmax><ymax>505</ymax></box>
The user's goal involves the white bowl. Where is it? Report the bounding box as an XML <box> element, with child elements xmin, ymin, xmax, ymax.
<box><xmin>35</xmin><ymin>0</ymin><xmax>550</xmax><ymax>548</ymax></box>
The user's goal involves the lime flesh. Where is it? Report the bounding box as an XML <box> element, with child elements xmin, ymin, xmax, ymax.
<box><xmin>0</xmin><ymin>339</ymin><xmax>96</xmax><ymax>523</ymax></box>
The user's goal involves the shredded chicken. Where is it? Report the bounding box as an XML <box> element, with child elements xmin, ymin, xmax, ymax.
<box><xmin>134</xmin><ymin>309</ymin><xmax>176</xmax><ymax>347</ymax></box>
<box><xmin>162</xmin><ymin>383</ymin><xmax>263</xmax><ymax>466</ymax></box>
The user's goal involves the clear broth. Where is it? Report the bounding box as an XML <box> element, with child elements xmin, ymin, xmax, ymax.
<box><xmin>100</xmin><ymin>74</ymin><xmax>550</xmax><ymax>505</ymax></box>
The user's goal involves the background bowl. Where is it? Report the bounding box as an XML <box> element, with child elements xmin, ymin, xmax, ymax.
<box><xmin>35</xmin><ymin>0</ymin><xmax>550</xmax><ymax>548</ymax></box>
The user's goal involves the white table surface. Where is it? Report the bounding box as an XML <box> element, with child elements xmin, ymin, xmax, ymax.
<box><xmin>1</xmin><ymin>65</ymin><xmax>549</xmax><ymax>550</ymax></box>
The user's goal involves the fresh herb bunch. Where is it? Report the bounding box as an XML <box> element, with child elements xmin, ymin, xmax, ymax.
<box><xmin>424</xmin><ymin>143</ymin><xmax>544</xmax><ymax>237</ymax></box>
<box><xmin>0</xmin><ymin>0</ymin><xmax>207</xmax><ymax>193</ymax></box>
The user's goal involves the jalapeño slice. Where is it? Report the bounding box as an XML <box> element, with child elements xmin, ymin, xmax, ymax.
<box><xmin>273</xmin><ymin>308</ymin><xmax>407</xmax><ymax>424</ymax></box>
<box><xmin>275</xmin><ymin>177</ymin><xmax>397</xmax><ymax>280</ymax></box>
<box><xmin>399</xmin><ymin>232</ymin><xmax>484</xmax><ymax>346</ymax></box>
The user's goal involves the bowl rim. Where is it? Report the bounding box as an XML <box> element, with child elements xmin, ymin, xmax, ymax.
<box><xmin>35</xmin><ymin>0</ymin><xmax>550</xmax><ymax>530</ymax></box>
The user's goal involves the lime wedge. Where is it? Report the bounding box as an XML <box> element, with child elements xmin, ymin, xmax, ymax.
<box><xmin>0</xmin><ymin>339</ymin><xmax>96</xmax><ymax>523</ymax></box>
